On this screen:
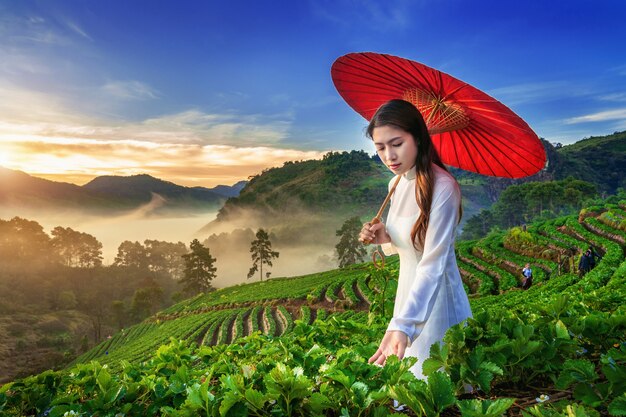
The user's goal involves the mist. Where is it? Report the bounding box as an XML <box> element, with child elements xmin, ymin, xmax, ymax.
<box><xmin>195</xmin><ymin>206</ymin><xmax>371</xmax><ymax>288</ymax></box>
<box><xmin>0</xmin><ymin>198</ymin><xmax>218</xmax><ymax>265</ymax></box>
<box><xmin>0</xmin><ymin>196</ymin><xmax>369</xmax><ymax>289</ymax></box>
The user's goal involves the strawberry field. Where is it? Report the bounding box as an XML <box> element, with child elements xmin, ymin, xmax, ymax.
<box><xmin>1</xmin><ymin>200</ymin><xmax>625</xmax><ymax>416</ymax></box>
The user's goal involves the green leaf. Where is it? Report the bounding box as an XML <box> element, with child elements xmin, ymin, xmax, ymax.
<box><xmin>185</xmin><ymin>383</ymin><xmax>204</xmax><ymax>410</ymax></box>
<box><xmin>602</xmin><ymin>361</ymin><xmax>626</xmax><ymax>393</ymax></box>
<box><xmin>169</xmin><ymin>380</ymin><xmax>186</xmax><ymax>395</ymax></box>
<box><xmin>428</xmin><ymin>371</ymin><xmax>456</xmax><ymax>413</ymax></box>
<box><xmin>219</xmin><ymin>390</ymin><xmax>242</xmax><ymax>417</ymax></box>
<box><xmin>389</xmin><ymin>384</ymin><xmax>430</xmax><ymax>416</ymax></box>
<box><xmin>97</xmin><ymin>367</ymin><xmax>112</xmax><ymax>392</ymax></box>
<box><xmin>423</xmin><ymin>343</ymin><xmax>448</xmax><ymax>376</ymax></box>
<box><xmin>154</xmin><ymin>382</ymin><xmax>168</xmax><ymax>399</ymax></box>
<box><xmin>564</xmin><ymin>403</ymin><xmax>601</xmax><ymax>417</ymax></box>
<box><xmin>573</xmin><ymin>383</ymin><xmax>603</xmax><ymax>408</ymax></box>
<box><xmin>480</xmin><ymin>361</ymin><xmax>503</xmax><ymax>376</ymax></box>
<box><xmin>556</xmin><ymin>320</ymin><xmax>571</xmax><ymax>339</ymax></box>
<box><xmin>476</xmin><ymin>369</ymin><xmax>495</xmax><ymax>393</ymax></box>
<box><xmin>484</xmin><ymin>398</ymin><xmax>515</xmax><ymax>416</ymax></box>
<box><xmin>324</xmin><ymin>369</ymin><xmax>352</xmax><ymax>389</ymax></box>
<box><xmin>351</xmin><ymin>381</ymin><xmax>369</xmax><ymax>407</ymax></box>
<box><xmin>244</xmin><ymin>388</ymin><xmax>267</xmax><ymax>410</ymax></box>
<box><xmin>608</xmin><ymin>393</ymin><xmax>626</xmax><ymax>416</ymax></box>
<box><xmin>307</xmin><ymin>392</ymin><xmax>332</xmax><ymax>414</ymax></box>
<box><xmin>557</xmin><ymin>360</ymin><xmax>599</xmax><ymax>389</ymax></box>
<box><xmin>103</xmin><ymin>385</ymin><xmax>125</xmax><ymax>405</ymax></box>
<box><xmin>457</xmin><ymin>398</ymin><xmax>514</xmax><ymax>417</ymax></box>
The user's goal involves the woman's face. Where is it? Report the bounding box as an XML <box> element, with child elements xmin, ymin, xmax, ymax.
<box><xmin>372</xmin><ymin>125</ymin><xmax>418</xmax><ymax>176</ymax></box>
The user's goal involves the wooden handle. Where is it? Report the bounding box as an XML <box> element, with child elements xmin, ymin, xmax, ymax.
<box><xmin>363</xmin><ymin>175</ymin><xmax>402</xmax><ymax>245</ymax></box>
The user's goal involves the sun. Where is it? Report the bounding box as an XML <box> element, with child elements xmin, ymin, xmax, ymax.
<box><xmin>0</xmin><ymin>148</ymin><xmax>11</xmax><ymax>167</ymax></box>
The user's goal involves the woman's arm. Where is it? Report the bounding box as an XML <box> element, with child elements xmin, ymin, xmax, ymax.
<box><xmin>386</xmin><ymin>178</ymin><xmax>460</xmax><ymax>343</ymax></box>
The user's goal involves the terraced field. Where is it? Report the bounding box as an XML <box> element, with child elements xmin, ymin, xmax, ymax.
<box><xmin>71</xmin><ymin>201</ymin><xmax>626</xmax><ymax>372</ymax></box>
<box><xmin>69</xmin><ymin>260</ymin><xmax>387</xmax><ymax>369</ymax></box>
<box><xmin>4</xmin><ymin>199</ymin><xmax>626</xmax><ymax>416</ymax></box>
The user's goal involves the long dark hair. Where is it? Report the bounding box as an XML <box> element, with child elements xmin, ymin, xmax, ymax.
<box><xmin>366</xmin><ymin>99</ymin><xmax>461</xmax><ymax>250</ymax></box>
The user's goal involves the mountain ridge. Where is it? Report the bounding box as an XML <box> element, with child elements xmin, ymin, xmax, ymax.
<box><xmin>0</xmin><ymin>167</ymin><xmax>246</xmax><ymax>214</ymax></box>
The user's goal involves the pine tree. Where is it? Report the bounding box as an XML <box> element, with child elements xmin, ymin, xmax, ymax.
<box><xmin>180</xmin><ymin>239</ymin><xmax>217</xmax><ymax>294</ymax></box>
<box><xmin>335</xmin><ymin>216</ymin><xmax>367</xmax><ymax>268</ymax></box>
<box><xmin>247</xmin><ymin>229</ymin><xmax>279</xmax><ymax>281</ymax></box>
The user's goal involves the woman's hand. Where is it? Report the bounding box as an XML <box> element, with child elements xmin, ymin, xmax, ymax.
<box><xmin>368</xmin><ymin>330</ymin><xmax>408</xmax><ymax>366</ymax></box>
<box><xmin>359</xmin><ymin>221</ymin><xmax>391</xmax><ymax>245</ymax></box>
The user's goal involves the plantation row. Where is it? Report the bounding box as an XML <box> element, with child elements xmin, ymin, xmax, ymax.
<box><xmin>73</xmin><ymin>303</ymin><xmax>372</xmax><ymax>371</ymax></box>
<box><xmin>158</xmin><ymin>263</ymin><xmax>381</xmax><ymax>317</ymax></box>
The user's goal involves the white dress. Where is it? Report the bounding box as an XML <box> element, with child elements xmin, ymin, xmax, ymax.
<box><xmin>380</xmin><ymin>163</ymin><xmax>472</xmax><ymax>380</ymax></box>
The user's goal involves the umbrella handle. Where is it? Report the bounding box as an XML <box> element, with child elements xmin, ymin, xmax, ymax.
<box><xmin>363</xmin><ymin>174</ymin><xmax>402</xmax><ymax>245</ymax></box>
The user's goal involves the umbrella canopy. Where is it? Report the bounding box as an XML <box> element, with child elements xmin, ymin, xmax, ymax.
<box><xmin>331</xmin><ymin>52</ymin><xmax>546</xmax><ymax>178</ymax></box>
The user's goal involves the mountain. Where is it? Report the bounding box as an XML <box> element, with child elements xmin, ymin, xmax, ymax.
<box><xmin>0</xmin><ymin>167</ymin><xmax>118</xmax><ymax>209</ymax></box>
<box><xmin>0</xmin><ymin>168</ymin><xmax>246</xmax><ymax>214</ymax></box>
<box><xmin>210</xmin><ymin>181</ymin><xmax>247</xmax><ymax>198</ymax></box>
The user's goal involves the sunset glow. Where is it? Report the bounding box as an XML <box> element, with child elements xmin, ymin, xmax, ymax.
<box><xmin>1</xmin><ymin>1</ymin><xmax>625</xmax><ymax>187</ymax></box>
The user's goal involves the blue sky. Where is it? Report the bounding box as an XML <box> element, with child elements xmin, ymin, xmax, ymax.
<box><xmin>1</xmin><ymin>0</ymin><xmax>625</xmax><ymax>186</ymax></box>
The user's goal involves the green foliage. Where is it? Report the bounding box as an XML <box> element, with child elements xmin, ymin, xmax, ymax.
<box><xmin>462</xmin><ymin>178</ymin><xmax>599</xmax><ymax>240</ymax></box>
<box><xmin>3</xmin><ymin>199</ymin><xmax>626</xmax><ymax>416</ymax></box>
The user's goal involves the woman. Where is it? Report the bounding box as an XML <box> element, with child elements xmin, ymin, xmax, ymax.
<box><xmin>359</xmin><ymin>99</ymin><xmax>472</xmax><ymax>380</ymax></box>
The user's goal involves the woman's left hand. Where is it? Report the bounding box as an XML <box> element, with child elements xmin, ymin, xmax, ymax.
<box><xmin>368</xmin><ymin>330</ymin><xmax>408</xmax><ymax>366</ymax></box>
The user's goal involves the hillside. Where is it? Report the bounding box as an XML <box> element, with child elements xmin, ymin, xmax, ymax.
<box><xmin>3</xmin><ymin>197</ymin><xmax>624</xmax><ymax>415</ymax></box>
<box><xmin>0</xmin><ymin>168</ymin><xmax>244</xmax><ymax>214</ymax></box>
<box><xmin>200</xmin><ymin>133</ymin><xmax>625</xmax><ymax>240</ymax></box>
<box><xmin>202</xmin><ymin>151</ymin><xmax>391</xmax><ymax>231</ymax></box>
<box><xmin>550</xmin><ymin>131</ymin><xmax>626</xmax><ymax>193</ymax></box>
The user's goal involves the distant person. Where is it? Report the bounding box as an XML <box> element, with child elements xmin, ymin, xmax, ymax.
<box><xmin>358</xmin><ymin>100</ymin><xmax>472</xmax><ymax>380</ymax></box>
<box><xmin>578</xmin><ymin>250</ymin><xmax>591</xmax><ymax>278</ymax></box>
<box><xmin>521</xmin><ymin>263</ymin><xmax>533</xmax><ymax>289</ymax></box>
<box><xmin>587</xmin><ymin>246</ymin><xmax>601</xmax><ymax>269</ymax></box>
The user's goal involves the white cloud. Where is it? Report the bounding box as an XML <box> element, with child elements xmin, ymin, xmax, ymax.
<box><xmin>598</xmin><ymin>92</ymin><xmax>626</xmax><ymax>102</ymax></box>
<box><xmin>487</xmin><ymin>81</ymin><xmax>576</xmax><ymax>105</ymax></box>
<box><xmin>102</xmin><ymin>80</ymin><xmax>160</xmax><ymax>101</ymax></box>
<box><xmin>63</xmin><ymin>19</ymin><xmax>92</xmax><ymax>41</ymax></box>
<box><xmin>0</xmin><ymin>81</ymin><xmax>329</xmax><ymax>186</ymax></box>
<box><xmin>565</xmin><ymin>108</ymin><xmax>626</xmax><ymax>124</ymax></box>
<box><xmin>309</xmin><ymin>0</ymin><xmax>413</xmax><ymax>32</ymax></box>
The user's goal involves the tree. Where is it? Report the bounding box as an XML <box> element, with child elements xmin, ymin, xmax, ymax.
<box><xmin>247</xmin><ymin>229</ymin><xmax>279</xmax><ymax>281</ymax></box>
<box><xmin>144</xmin><ymin>239</ymin><xmax>187</xmax><ymax>279</ymax></box>
<box><xmin>51</xmin><ymin>227</ymin><xmax>102</xmax><ymax>268</ymax></box>
<box><xmin>111</xmin><ymin>300</ymin><xmax>127</xmax><ymax>329</ymax></box>
<box><xmin>335</xmin><ymin>216</ymin><xmax>367</xmax><ymax>267</ymax></box>
<box><xmin>131</xmin><ymin>284</ymin><xmax>163</xmax><ymax>320</ymax></box>
<box><xmin>113</xmin><ymin>240</ymin><xmax>150</xmax><ymax>269</ymax></box>
<box><xmin>0</xmin><ymin>217</ymin><xmax>55</xmax><ymax>267</ymax></box>
<box><xmin>180</xmin><ymin>239</ymin><xmax>217</xmax><ymax>294</ymax></box>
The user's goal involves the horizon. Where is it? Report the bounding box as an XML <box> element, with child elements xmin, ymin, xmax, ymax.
<box><xmin>1</xmin><ymin>1</ymin><xmax>626</xmax><ymax>187</ymax></box>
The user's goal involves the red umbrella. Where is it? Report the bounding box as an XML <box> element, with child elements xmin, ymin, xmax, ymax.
<box><xmin>331</xmin><ymin>52</ymin><xmax>546</xmax><ymax>178</ymax></box>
